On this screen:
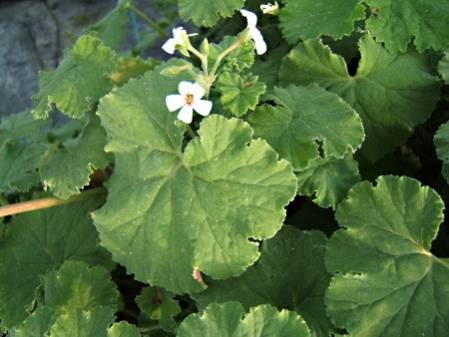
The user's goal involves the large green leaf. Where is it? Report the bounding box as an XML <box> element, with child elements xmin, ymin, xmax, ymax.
<box><xmin>279</xmin><ymin>0</ymin><xmax>365</xmax><ymax>44</ymax></box>
<box><xmin>365</xmin><ymin>0</ymin><xmax>449</xmax><ymax>52</ymax></box>
<box><xmin>247</xmin><ymin>84</ymin><xmax>364</xmax><ymax>170</ymax></box>
<box><xmin>40</xmin><ymin>117</ymin><xmax>110</xmax><ymax>199</ymax></box>
<box><xmin>326</xmin><ymin>175</ymin><xmax>449</xmax><ymax>337</ymax></box>
<box><xmin>193</xmin><ymin>226</ymin><xmax>334</xmax><ymax>337</ymax></box>
<box><xmin>32</xmin><ymin>35</ymin><xmax>118</xmax><ymax>119</ymax></box>
<box><xmin>95</xmin><ymin>68</ymin><xmax>297</xmax><ymax>294</ymax></box>
<box><xmin>178</xmin><ymin>0</ymin><xmax>245</xmax><ymax>27</ymax></box>
<box><xmin>177</xmin><ymin>302</ymin><xmax>311</xmax><ymax>337</ymax></box>
<box><xmin>217</xmin><ymin>72</ymin><xmax>266</xmax><ymax>117</ymax></box>
<box><xmin>280</xmin><ymin>35</ymin><xmax>441</xmax><ymax>162</ymax></box>
<box><xmin>434</xmin><ymin>121</ymin><xmax>449</xmax><ymax>183</ymax></box>
<box><xmin>0</xmin><ymin>194</ymin><xmax>110</xmax><ymax>329</ymax></box>
<box><xmin>296</xmin><ymin>154</ymin><xmax>360</xmax><ymax>209</ymax></box>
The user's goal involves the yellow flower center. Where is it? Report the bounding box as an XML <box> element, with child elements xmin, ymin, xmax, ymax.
<box><xmin>185</xmin><ymin>94</ymin><xmax>194</xmax><ymax>105</ymax></box>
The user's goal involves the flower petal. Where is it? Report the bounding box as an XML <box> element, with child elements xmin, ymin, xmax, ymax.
<box><xmin>172</xmin><ymin>27</ymin><xmax>186</xmax><ymax>40</ymax></box>
<box><xmin>193</xmin><ymin>99</ymin><xmax>213</xmax><ymax>117</ymax></box>
<box><xmin>162</xmin><ymin>38</ymin><xmax>176</xmax><ymax>54</ymax></box>
<box><xmin>240</xmin><ymin>9</ymin><xmax>258</xmax><ymax>28</ymax></box>
<box><xmin>166</xmin><ymin>94</ymin><xmax>185</xmax><ymax>112</ymax></box>
<box><xmin>191</xmin><ymin>83</ymin><xmax>206</xmax><ymax>100</ymax></box>
<box><xmin>179</xmin><ymin>81</ymin><xmax>195</xmax><ymax>96</ymax></box>
<box><xmin>177</xmin><ymin>105</ymin><xmax>194</xmax><ymax>124</ymax></box>
<box><xmin>251</xmin><ymin>28</ymin><xmax>267</xmax><ymax>55</ymax></box>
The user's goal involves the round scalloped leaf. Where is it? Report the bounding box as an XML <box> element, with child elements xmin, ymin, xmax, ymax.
<box><xmin>94</xmin><ymin>69</ymin><xmax>297</xmax><ymax>294</ymax></box>
<box><xmin>280</xmin><ymin>35</ymin><xmax>441</xmax><ymax>162</ymax></box>
<box><xmin>247</xmin><ymin>84</ymin><xmax>364</xmax><ymax>170</ymax></box>
<box><xmin>40</xmin><ymin>117</ymin><xmax>111</xmax><ymax>199</ymax></box>
<box><xmin>434</xmin><ymin>121</ymin><xmax>449</xmax><ymax>183</ymax></box>
<box><xmin>193</xmin><ymin>226</ymin><xmax>335</xmax><ymax>337</ymax></box>
<box><xmin>439</xmin><ymin>52</ymin><xmax>449</xmax><ymax>84</ymax></box>
<box><xmin>0</xmin><ymin>193</ymin><xmax>110</xmax><ymax>329</ymax></box>
<box><xmin>32</xmin><ymin>35</ymin><xmax>118</xmax><ymax>119</ymax></box>
<box><xmin>178</xmin><ymin>0</ymin><xmax>245</xmax><ymax>27</ymax></box>
<box><xmin>217</xmin><ymin>72</ymin><xmax>266</xmax><ymax>117</ymax></box>
<box><xmin>108</xmin><ymin>322</ymin><xmax>140</xmax><ymax>337</ymax></box>
<box><xmin>279</xmin><ymin>0</ymin><xmax>365</xmax><ymax>44</ymax></box>
<box><xmin>326</xmin><ymin>175</ymin><xmax>449</xmax><ymax>337</ymax></box>
<box><xmin>296</xmin><ymin>154</ymin><xmax>360</xmax><ymax>209</ymax></box>
<box><xmin>177</xmin><ymin>302</ymin><xmax>311</xmax><ymax>337</ymax></box>
<box><xmin>365</xmin><ymin>0</ymin><xmax>449</xmax><ymax>53</ymax></box>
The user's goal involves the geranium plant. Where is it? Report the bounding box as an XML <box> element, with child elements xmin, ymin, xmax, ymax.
<box><xmin>1</xmin><ymin>0</ymin><xmax>449</xmax><ymax>336</ymax></box>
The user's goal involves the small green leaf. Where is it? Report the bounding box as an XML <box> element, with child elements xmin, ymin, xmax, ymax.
<box><xmin>326</xmin><ymin>175</ymin><xmax>449</xmax><ymax>337</ymax></box>
<box><xmin>217</xmin><ymin>72</ymin><xmax>266</xmax><ymax>117</ymax></box>
<box><xmin>32</xmin><ymin>35</ymin><xmax>118</xmax><ymax>119</ymax></box>
<box><xmin>247</xmin><ymin>84</ymin><xmax>364</xmax><ymax>170</ymax></box>
<box><xmin>296</xmin><ymin>154</ymin><xmax>360</xmax><ymax>209</ymax></box>
<box><xmin>365</xmin><ymin>0</ymin><xmax>449</xmax><ymax>52</ymax></box>
<box><xmin>40</xmin><ymin>117</ymin><xmax>110</xmax><ymax>199</ymax></box>
<box><xmin>438</xmin><ymin>51</ymin><xmax>449</xmax><ymax>84</ymax></box>
<box><xmin>88</xmin><ymin>0</ymin><xmax>130</xmax><ymax>50</ymax></box>
<box><xmin>48</xmin><ymin>306</ymin><xmax>115</xmax><ymax>337</ymax></box>
<box><xmin>178</xmin><ymin>0</ymin><xmax>245</xmax><ymax>27</ymax></box>
<box><xmin>95</xmin><ymin>68</ymin><xmax>297</xmax><ymax>293</ymax></box>
<box><xmin>111</xmin><ymin>56</ymin><xmax>157</xmax><ymax>87</ymax></box>
<box><xmin>279</xmin><ymin>0</ymin><xmax>365</xmax><ymax>44</ymax></box>
<box><xmin>280</xmin><ymin>35</ymin><xmax>441</xmax><ymax>162</ymax></box>
<box><xmin>209</xmin><ymin>36</ymin><xmax>255</xmax><ymax>72</ymax></box>
<box><xmin>108</xmin><ymin>322</ymin><xmax>141</xmax><ymax>337</ymax></box>
<box><xmin>193</xmin><ymin>226</ymin><xmax>334</xmax><ymax>337</ymax></box>
<box><xmin>0</xmin><ymin>194</ymin><xmax>110</xmax><ymax>329</ymax></box>
<box><xmin>434</xmin><ymin>121</ymin><xmax>449</xmax><ymax>183</ymax></box>
<box><xmin>136</xmin><ymin>287</ymin><xmax>181</xmax><ymax>331</ymax></box>
<box><xmin>177</xmin><ymin>302</ymin><xmax>311</xmax><ymax>337</ymax></box>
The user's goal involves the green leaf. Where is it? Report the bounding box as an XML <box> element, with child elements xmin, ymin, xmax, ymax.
<box><xmin>279</xmin><ymin>0</ymin><xmax>365</xmax><ymax>44</ymax></box>
<box><xmin>88</xmin><ymin>0</ymin><xmax>130</xmax><ymax>50</ymax></box>
<box><xmin>193</xmin><ymin>226</ymin><xmax>334</xmax><ymax>337</ymax></box>
<box><xmin>0</xmin><ymin>111</ymin><xmax>49</xmax><ymax>144</ymax></box>
<box><xmin>434</xmin><ymin>121</ymin><xmax>449</xmax><ymax>183</ymax></box>
<box><xmin>108</xmin><ymin>322</ymin><xmax>141</xmax><ymax>337</ymax></box>
<box><xmin>326</xmin><ymin>175</ymin><xmax>449</xmax><ymax>337</ymax></box>
<box><xmin>41</xmin><ymin>261</ymin><xmax>119</xmax><ymax>313</ymax></box>
<box><xmin>136</xmin><ymin>287</ymin><xmax>181</xmax><ymax>331</ymax></box>
<box><xmin>365</xmin><ymin>0</ymin><xmax>449</xmax><ymax>52</ymax></box>
<box><xmin>178</xmin><ymin>0</ymin><xmax>245</xmax><ymax>27</ymax></box>
<box><xmin>32</xmin><ymin>35</ymin><xmax>118</xmax><ymax>119</ymax></box>
<box><xmin>177</xmin><ymin>302</ymin><xmax>311</xmax><ymax>337</ymax></box>
<box><xmin>438</xmin><ymin>51</ymin><xmax>449</xmax><ymax>84</ymax></box>
<box><xmin>48</xmin><ymin>306</ymin><xmax>115</xmax><ymax>337</ymax></box>
<box><xmin>40</xmin><ymin>117</ymin><xmax>110</xmax><ymax>199</ymax></box>
<box><xmin>217</xmin><ymin>72</ymin><xmax>266</xmax><ymax>117</ymax></box>
<box><xmin>0</xmin><ymin>141</ymin><xmax>46</xmax><ymax>194</ymax></box>
<box><xmin>209</xmin><ymin>36</ymin><xmax>255</xmax><ymax>72</ymax></box>
<box><xmin>280</xmin><ymin>35</ymin><xmax>441</xmax><ymax>162</ymax></box>
<box><xmin>111</xmin><ymin>56</ymin><xmax>157</xmax><ymax>87</ymax></box>
<box><xmin>12</xmin><ymin>307</ymin><xmax>54</xmax><ymax>337</ymax></box>
<box><xmin>94</xmin><ymin>68</ymin><xmax>297</xmax><ymax>293</ymax></box>
<box><xmin>0</xmin><ymin>193</ymin><xmax>110</xmax><ymax>329</ymax></box>
<box><xmin>296</xmin><ymin>154</ymin><xmax>360</xmax><ymax>209</ymax></box>
<box><xmin>247</xmin><ymin>84</ymin><xmax>364</xmax><ymax>170</ymax></box>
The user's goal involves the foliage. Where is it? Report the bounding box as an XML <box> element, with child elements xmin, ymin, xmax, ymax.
<box><xmin>2</xmin><ymin>0</ymin><xmax>449</xmax><ymax>336</ymax></box>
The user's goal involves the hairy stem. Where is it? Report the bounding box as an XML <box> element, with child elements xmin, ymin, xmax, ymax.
<box><xmin>0</xmin><ymin>188</ymin><xmax>106</xmax><ymax>218</ymax></box>
<box><xmin>127</xmin><ymin>4</ymin><xmax>168</xmax><ymax>38</ymax></box>
<box><xmin>210</xmin><ymin>40</ymin><xmax>242</xmax><ymax>77</ymax></box>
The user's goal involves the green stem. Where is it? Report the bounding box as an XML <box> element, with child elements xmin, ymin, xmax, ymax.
<box><xmin>127</xmin><ymin>4</ymin><xmax>168</xmax><ymax>38</ymax></box>
<box><xmin>186</xmin><ymin>124</ymin><xmax>196</xmax><ymax>139</ymax></box>
<box><xmin>210</xmin><ymin>39</ymin><xmax>242</xmax><ymax>77</ymax></box>
<box><xmin>0</xmin><ymin>188</ymin><xmax>106</xmax><ymax>218</ymax></box>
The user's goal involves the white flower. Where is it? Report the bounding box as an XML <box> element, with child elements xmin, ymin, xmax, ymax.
<box><xmin>240</xmin><ymin>9</ymin><xmax>267</xmax><ymax>55</ymax></box>
<box><xmin>166</xmin><ymin>81</ymin><xmax>213</xmax><ymax>124</ymax></box>
<box><xmin>162</xmin><ymin>27</ymin><xmax>190</xmax><ymax>54</ymax></box>
<box><xmin>260</xmin><ymin>2</ymin><xmax>279</xmax><ymax>15</ymax></box>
